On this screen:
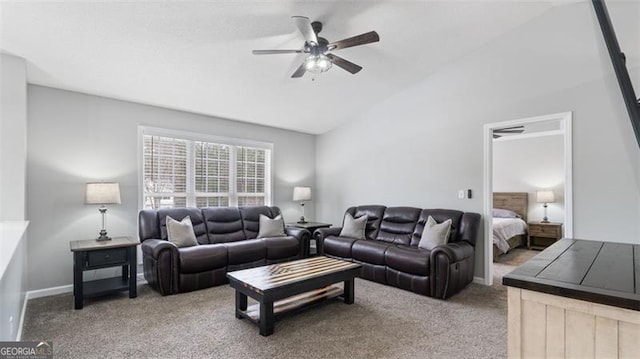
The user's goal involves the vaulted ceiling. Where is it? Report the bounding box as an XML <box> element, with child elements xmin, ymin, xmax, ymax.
<box><xmin>1</xmin><ymin>1</ymin><xmax>569</xmax><ymax>134</ymax></box>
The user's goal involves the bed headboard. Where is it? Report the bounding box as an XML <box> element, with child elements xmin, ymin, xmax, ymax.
<box><xmin>493</xmin><ymin>192</ymin><xmax>528</xmax><ymax>222</ymax></box>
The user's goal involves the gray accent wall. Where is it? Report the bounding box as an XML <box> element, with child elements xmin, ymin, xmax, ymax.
<box><xmin>26</xmin><ymin>86</ymin><xmax>316</xmax><ymax>291</ymax></box>
<box><xmin>315</xmin><ymin>2</ymin><xmax>640</xmax><ymax>280</ymax></box>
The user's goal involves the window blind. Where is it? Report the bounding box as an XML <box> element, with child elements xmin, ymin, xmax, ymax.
<box><xmin>142</xmin><ymin>131</ymin><xmax>271</xmax><ymax>209</ymax></box>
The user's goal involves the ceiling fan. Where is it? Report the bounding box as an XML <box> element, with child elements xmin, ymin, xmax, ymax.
<box><xmin>252</xmin><ymin>16</ymin><xmax>380</xmax><ymax>78</ymax></box>
<box><xmin>493</xmin><ymin>126</ymin><xmax>525</xmax><ymax>139</ymax></box>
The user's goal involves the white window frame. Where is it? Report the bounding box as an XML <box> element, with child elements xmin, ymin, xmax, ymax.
<box><xmin>137</xmin><ymin>126</ymin><xmax>273</xmax><ymax>209</ymax></box>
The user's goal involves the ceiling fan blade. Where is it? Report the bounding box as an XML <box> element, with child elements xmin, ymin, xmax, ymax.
<box><xmin>292</xmin><ymin>16</ymin><xmax>318</xmax><ymax>45</ymax></box>
<box><xmin>329</xmin><ymin>31</ymin><xmax>380</xmax><ymax>51</ymax></box>
<box><xmin>326</xmin><ymin>54</ymin><xmax>362</xmax><ymax>74</ymax></box>
<box><xmin>252</xmin><ymin>49</ymin><xmax>304</xmax><ymax>55</ymax></box>
<box><xmin>494</xmin><ymin>126</ymin><xmax>525</xmax><ymax>133</ymax></box>
<box><xmin>291</xmin><ymin>62</ymin><xmax>306</xmax><ymax>78</ymax></box>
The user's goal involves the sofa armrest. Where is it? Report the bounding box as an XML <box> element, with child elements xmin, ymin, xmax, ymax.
<box><xmin>284</xmin><ymin>227</ymin><xmax>312</xmax><ymax>258</ymax></box>
<box><xmin>430</xmin><ymin>241</ymin><xmax>475</xmax><ymax>299</ymax></box>
<box><xmin>141</xmin><ymin>239</ymin><xmax>179</xmax><ymax>295</ymax></box>
<box><xmin>141</xmin><ymin>238</ymin><xmax>179</xmax><ymax>259</ymax></box>
<box><xmin>314</xmin><ymin>227</ymin><xmax>342</xmax><ymax>255</ymax></box>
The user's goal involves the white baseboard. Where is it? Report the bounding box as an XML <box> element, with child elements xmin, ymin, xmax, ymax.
<box><xmin>473</xmin><ymin>276</ymin><xmax>488</xmax><ymax>285</ymax></box>
<box><xmin>26</xmin><ymin>284</ymin><xmax>73</xmax><ymax>300</ymax></box>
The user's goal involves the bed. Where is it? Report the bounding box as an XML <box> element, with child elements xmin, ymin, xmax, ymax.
<box><xmin>493</xmin><ymin>192</ymin><xmax>528</xmax><ymax>259</ymax></box>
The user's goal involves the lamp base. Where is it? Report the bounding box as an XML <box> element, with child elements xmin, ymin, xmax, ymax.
<box><xmin>97</xmin><ymin>230</ymin><xmax>111</xmax><ymax>241</ymax></box>
<box><xmin>540</xmin><ymin>218</ymin><xmax>550</xmax><ymax>224</ymax></box>
<box><xmin>297</xmin><ymin>216</ymin><xmax>308</xmax><ymax>224</ymax></box>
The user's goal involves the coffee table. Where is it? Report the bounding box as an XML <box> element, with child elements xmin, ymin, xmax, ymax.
<box><xmin>226</xmin><ymin>256</ymin><xmax>362</xmax><ymax>336</ymax></box>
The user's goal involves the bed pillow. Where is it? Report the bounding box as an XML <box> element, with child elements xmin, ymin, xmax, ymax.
<box><xmin>492</xmin><ymin>208</ymin><xmax>521</xmax><ymax>218</ymax></box>
<box><xmin>258</xmin><ymin>214</ymin><xmax>286</xmax><ymax>238</ymax></box>
<box><xmin>339</xmin><ymin>213</ymin><xmax>368</xmax><ymax>240</ymax></box>
<box><xmin>166</xmin><ymin>215</ymin><xmax>199</xmax><ymax>248</ymax></box>
<box><xmin>418</xmin><ymin>216</ymin><xmax>452</xmax><ymax>250</ymax></box>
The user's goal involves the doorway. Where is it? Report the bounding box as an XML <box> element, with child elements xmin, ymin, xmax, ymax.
<box><xmin>482</xmin><ymin>112</ymin><xmax>573</xmax><ymax>286</ymax></box>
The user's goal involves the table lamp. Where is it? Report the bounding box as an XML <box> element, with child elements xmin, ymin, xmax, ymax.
<box><xmin>293</xmin><ymin>186</ymin><xmax>311</xmax><ymax>224</ymax></box>
<box><xmin>85</xmin><ymin>182</ymin><xmax>121</xmax><ymax>240</ymax></box>
<box><xmin>536</xmin><ymin>190</ymin><xmax>555</xmax><ymax>223</ymax></box>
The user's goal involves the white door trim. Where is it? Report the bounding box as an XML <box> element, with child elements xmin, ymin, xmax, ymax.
<box><xmin>482</xmin><ymin>111</ymin><xmax>573</xmax><ymax>286</ymax></box>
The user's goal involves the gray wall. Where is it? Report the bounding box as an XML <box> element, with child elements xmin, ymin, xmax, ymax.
<box><xmin>315</xmin><ymin>2</ymin><xmax>640</xmax><ymax>281</ymax></box>
<box><xmin>26</xmin><ymin>86</ymin><xmax>316</xmax><ymax>291</ymax></box>
<box><xmin>493</xmin><ymin>134</ymin><xmax>565</xmax><ymax>223</ymax></box>
<box><xmin>0</xmin><ymin>53</ymin><xmax>28</xmax><ymax>340</ymax></box>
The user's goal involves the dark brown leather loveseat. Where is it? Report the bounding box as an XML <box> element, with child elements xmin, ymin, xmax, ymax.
<box><xmin>315</xmin><ymin>205</ymin><xmax>481</xmax><ymax>299</ymax></box>
<box><xmin>139</xmin><ymin>206</ymin><xmax>310</xmax><ymax>295</ymax></box>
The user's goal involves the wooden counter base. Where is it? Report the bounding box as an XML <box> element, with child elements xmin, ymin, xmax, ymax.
<box><xmin>508</xmin><ymin>287</ymin><xmax>640</xmax><ymax>358</ymax></box>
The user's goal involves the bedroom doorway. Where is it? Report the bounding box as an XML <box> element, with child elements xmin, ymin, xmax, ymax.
<box><xmin>482</xmin><ymin>112</ymin><xmax>573</xmax><ymax>286</ymax></box>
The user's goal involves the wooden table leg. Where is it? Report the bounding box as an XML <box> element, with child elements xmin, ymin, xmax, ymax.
<box><xmin>235</xmin><ymin>291</ymin><xmax>247</xmax><ymax>319</ymax></box>
<box><xmin>259</xmin><ymin>301</ymin><xmax>274</xmax><ymax>336</ymax></box>
<box><xmin>344</xmin><ymin>279</ymin><xmax>354</xmax><ymax>304</ymax></box>
<box><xmin>73</xmin><ymin>252</ymin><xmax>83</xmax><ymax>309</ymax></box>
<box><xmin>129</xmin><ymin>247</ymin><xmax>137</xmax><ymax>298</ymax></box>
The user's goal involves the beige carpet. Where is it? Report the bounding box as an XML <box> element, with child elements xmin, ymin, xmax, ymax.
<box><xmin>22</xmin><ymin>251</ymin><xmax>536</xmax><ymax>359</ymax></box>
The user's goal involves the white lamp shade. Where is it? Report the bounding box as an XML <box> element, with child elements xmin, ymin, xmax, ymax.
<box><xmin>85</xmin><ymin>182</ymin><xmax>122</xmax><ymax>204</ymax></box>
<box><xmin>293</xmin><ymin>186</ymin><xmax>311</xmax><ymax>201</ymax></box>
<box><xmin>536</xmin><ymin>190</ymin><xmax>555</xmax><ymax>203</ymax></box>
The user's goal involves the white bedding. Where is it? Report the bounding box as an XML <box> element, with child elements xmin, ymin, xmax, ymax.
<box><xmin>493</xmin><ymin>218</ymin><xmax>527</xmax><ymax>254</ymax></box>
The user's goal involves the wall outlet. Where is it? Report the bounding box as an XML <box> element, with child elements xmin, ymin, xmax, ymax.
<box><xmin>458</xmin><ymin>190</ymin><xmax>465</xmax><ymax>199</ymax></box>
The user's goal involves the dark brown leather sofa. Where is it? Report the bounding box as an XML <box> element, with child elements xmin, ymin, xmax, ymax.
<box><xmin>139</xmin><ymin>206</ymin><xmax>310</xmax><ymax>295</ymax></box>
<box><xmin>315</xmin><ymin>205</ymin><xmax>481</xmax><ymax>299</ymax></box>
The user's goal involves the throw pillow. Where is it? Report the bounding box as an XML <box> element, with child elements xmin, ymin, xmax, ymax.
<box><xmin>339</xmin><ymin>213</ymin><xmax>368</xmax><ymax>239</ymax></box>
<box><xmin>166</xmin><ymin>215</ymin><xmax>199</xmax><ymax>248</ymax></box>
<box><xmin>418</xmin><ymin>216</ymin><xmax>452</xmax><ymax>250</ymax></box>
<box><xmin>257</xmin><ymin>214</ymin><xmax>286</xmax><ymax>238</ymax></box>
<box><xmin>492</xmin><ymin>208</ymin><xmax>521</xmax><ymax>218</ymax></box>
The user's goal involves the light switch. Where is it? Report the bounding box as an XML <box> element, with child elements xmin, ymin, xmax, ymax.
<box><xmin>458</xmin><ymin>190</ymin><xmax>465</xmax><ymax>199</ymax></box>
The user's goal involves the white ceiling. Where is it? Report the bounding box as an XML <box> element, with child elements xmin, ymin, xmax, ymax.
<box><xmin>0</xmin><ymin>1</ymin><xmax>565</xmax><ymax>134</ymax></box>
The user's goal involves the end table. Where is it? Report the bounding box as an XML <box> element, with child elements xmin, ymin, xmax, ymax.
<box><xmin>69</xmin><ymin>236</ymin><xmax>139</xmax><ymax>309</ymax></box>
<box><xmin>286</xmin><ymin>221</ymin><xmax>331</xmax><ymax>257</ymax></box>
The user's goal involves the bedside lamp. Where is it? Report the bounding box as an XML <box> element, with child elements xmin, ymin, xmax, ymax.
<box><xmin>85</xmin><ymin>182</ymin><xmax>121</xmax><ymax>241</ymax></box>
<box><xmin>293</xmin><ymin>186</ymin><xmax>311</xmax><ymax>224</ymax></box>
<box><xmin>536</xmin><ymin>190</ymin><xmax>555</xmax><ymax>224</ymax></box>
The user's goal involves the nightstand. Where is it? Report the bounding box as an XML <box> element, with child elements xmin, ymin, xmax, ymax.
<box><xmin>527</xmin><ymin>222</ymin><xmax>563</xmax><ymax>250</ymax></box>
<box><xmin>69</xmin><ymin>236</ymin><xmax>139</xmax><ymax>309</ymax></box>
<box><xmin>286</xmin><ymin>221</ymin><xmax>331</xmax><ymax>257</ymax></box>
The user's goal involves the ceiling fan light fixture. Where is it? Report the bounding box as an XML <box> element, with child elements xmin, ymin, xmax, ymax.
<box><xmin>304</xmin><ymin>54</ymin><xmax>332</xmax><ymax>73</ymax></box>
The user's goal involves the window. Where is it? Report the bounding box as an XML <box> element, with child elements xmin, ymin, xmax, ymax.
<box><xmin>140</xmin><ymin>127</ymin><xmax>272</xmax><ymax>209</ymax></box>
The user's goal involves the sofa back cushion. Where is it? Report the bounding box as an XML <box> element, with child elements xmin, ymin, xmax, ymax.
<box><xmin>202</xmin><ymin>207</ymin><xmax>246</xmax><ymax>243</ymax></box>
<box><xmin>139</xmin><ymin>209</ymin><xmax>160</xmax><ymax>242</ymax></box>
<box><xmin>158</xmin><ymin>208</ymin><xmax>209</xmax><ymax>244</ymax></box>
<box><xmin>375</xmin><ymin>207</ymin><xmax>421</xmax><ymax>245</ymax></box>
<box><xmin>344</xmin><ymin>205</ymin><xmax>386</xmax><ymax>240</ymax></box>
<box><xmin>240</xmin><ymin>206</ymin><xmax>282</xmax><ymax>239</ymax></box>
<box><xmin>411</xmin><ymin>209</ymin><xmax>463</xmax><ymax>247</ymax></box>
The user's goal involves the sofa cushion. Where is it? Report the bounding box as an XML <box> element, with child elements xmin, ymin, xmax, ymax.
<box><xmin>339</xmin><ymin>213</ymin><xmax>367</xmax><ymax>239</ymax></box>
<box><xmin>323</xmin><ymin>236</ymin><xmax>358</xmax><ymax>259</ymax></box>
<box><xmin>202</xmin><ymin>207</ymin><xmax>245</xmax><ymax>244</ymax></box>
<box><xmin>258</xmin><ymin>214</ymin><xmax>286</xmax><ymax>238</ymax></box>
<box><xmin>385</xmin><ymin>245</ymin><xmax>431</xmax><ymax>276</ymax></box>
<box><xmin>418</xmin><ymin>216</ymin><xmax>452</xmax><ymax>250</ymax></box>
<box><xmin>159</xmin><ymin>208</ymin><xmax>209</xmax><ymax>244</ymax></box>
<box><xmin>178</xmin><ymin>244</ymin><xmax>227</xmax><ymax>274</ymax></box>
<box><xmin>352</xmin><ymin>240</ymin><xmax>392</xmax><ymax>265</ymax></box>
<box><xmin>411</xmin><ymin>209</ymin><xmax>463</xmax><ymax>246</ymax></box>
<box><xmin>344</xmin><ymin>205</ymin><xmax>386</xmax><ymax>240</ymax></box>
<box><xmin>263</xmin><ymin>236</ymin><xmax>299</xmax><ymax>259</ymax></box>
<box><xmin>240</xmin><ymin>206</ymin><xmax>282</xmax><ymax>239</ymax></box>
<box><xmin>375</xmin><ymin>207</ymin><xmax>421</xmax><ymax>245</ymax></box>
<box><xmin>166</xmin><ymin>216</ymin><xmax>199</xmax><ymax>248</ymax></box>
<box><xmin>225</xmin><ymin>238</ymin><xmax>266</xmax><ymax>265</ymax></box>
